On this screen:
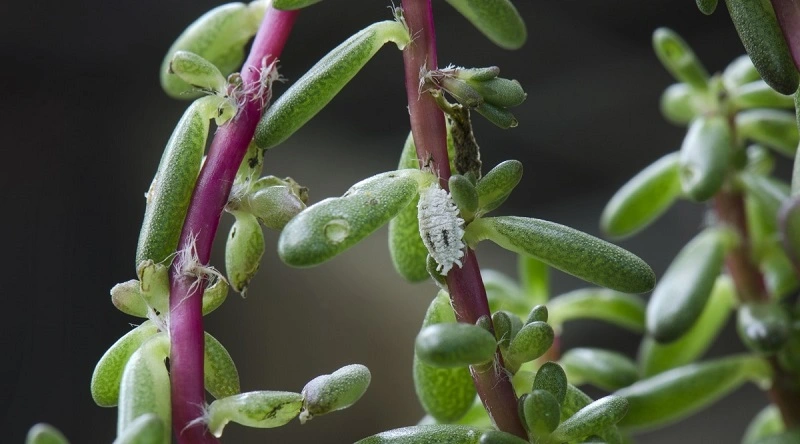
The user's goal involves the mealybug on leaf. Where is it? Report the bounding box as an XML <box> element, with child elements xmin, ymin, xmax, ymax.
<box><xmin>418</xmin><ymin>185</ymin><xmax>466</xmax><ymax>275</ymax></box>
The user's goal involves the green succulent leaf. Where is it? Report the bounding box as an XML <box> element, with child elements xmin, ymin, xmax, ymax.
<box><xmin>646</xmin><ymin>227</ymin><xmax>731</xmax><ymax>343</ymax></box>
<box><xmin>557</xmin><ymin>383</ymin><xmax>625</xmax><ymax>444</ymax></box>
<box><xmin>724</xmin><ymin>0</ymin><xmax>799</xmax><ymax>95</ymax></box>
<box><xmin>444</xmin><ymin>0</ymin><xmax>526</xmax><ymax>50</ymax></box>
<box><xmin>415</xmin><ymin>323</ymin><xmax>498</xmax><ymax>368</ymax></box>
<box><xmin>478</xmin><ymin>430</ymin><xmax>529</xmax><ymax>444</ymax></box>
<box><xmin>168</xmin><ymin>51</ymin><xmax>227</xmax><ymax>94</ymax></box>
<box><xmin>751</xmin><ymin>430</ymin><xmax>800</xmax><ymax>444</ymax></box>
<box><xmin>202</xmin><ymin>277</ymin><xmax>229</xmax><ymax>315</ymax></box>
<box><xmin>279</xmin><ymin>170</ymin><xmax>427</xmax><ymax>267</ymax></box>
<box><xmin>26</xmin><ymin>424</ymin><xmax>69</xmax><ymax>444</ymax></box>
<box><xmin>731</xmin><ymin>80</ymin><xmax>795</xmax><ymax>109</ymax></box>
<box><xmin>204</xmin><ymin>332</ymin><xmax>240</xmax><ymax>400</ymax></box>
<box><xmin>736</xmin><ymin>109</ymin><xmax>799</xmax><ymax>157</ymax></box>
<box><xmin>560</xmin><ymin>348</ymin><xmax>639</xmax><ymax>391</ymax></box>
<box><xmin>225</xmin><ymin>211</ymin><xmax>265</xmax><ymax>295</ymax></box>
<box><xmin>505</xmin><ymin>322</ymin><xmax>554</xmax><ymax>369</ymax></box>
<box><xmin>256</xmin><ymin>20</ymin><xmax>410</xmax><ymax>149</ymax></box>
<box><xmin>449</xmin><ymin>175</ymin><xmax>479</xmax><ymax>221</ymax></box>
<box><xmin>273</xmin><ymin>0</ymin><xmax>322</xmax><ymax>10</ymax></box>
<box><xmin>110</xmin><ymin>280</ymin><xmax>149</xmax><ymax>318</ymax></box>
<box><xmin>660</xmin><ymin>83</ymin><xmax>698</xmax><ymax>125</ymax></box>
<box><xmin>614</xmin><ymin>355</ymin><xmax>771</xmax><ymax>431</ymax></box>
<box><xmin>522</xmin><ymin>389</ymin><xmax>561</xmax><ymax>438</ymax></box>
<box><xmin>465</xmin><ymin>216</ymin><xmax>656</xmax><ymax>294</ymax></box>
<box><xmin>737</xmin><ymin>302</ymin><xmax>792</xmax><ymax>353</ymax></box>
<box><xmin>526</xmin><ymin>305</ymin><xmax>549</xmax><ymax>325</ymax></box>
<box><xmin>463</xmin><ymin>78</ymin><xmax>527</xmax><ymax>108</ymax></box>
<box><xmin>696</xmin><ymin>0</ymin><xmax>718</xmax><ymax>15</ymax></box>
<box><xmin>679</xmin><ymin>116</ymin><xmax>731</xmax><ymax>202</ymax></box>
<box><xmin>743</xmin><ymin>405</ymin><xmax>784</xmax><ymax>444</ymax></box>
<box><xmin>652</xmin><ymin>28</ymin><xmax>710</xmax><ymax>90</ymax></box>
<box><xmin>549</xmin><ymin>396</ymin><xmax>629</xmax><ymax>444</ymax></box>
<box><xmin>723</xmin><ymin>55</ymin><xmax>761</xmax><ymax>91</ymax></box>
<box><xmin>356</xmin><ymin>424</ymin><xmax>490</xmax><ymax>444</ymax></box>
<box><xmin>532</xmin><ymin>361</ymin><xmax>568</xmax><ymax>405</ymax></box>
<box><xmin>475</xmin><ymin>160</ymin><xmax>523</xmax><ymax>215</ymax></box>
<box><xmin>244</xmin><ymin>185</ymin><xmax>307</xmax><ymax>231</ymax></box>
<box><xmin>136</xmin><ymin>260</ymin><xmax>170</xmax><ymax>315</ymax></box>
<box><xmin>601</xmin><ymin>152</ymin><xmax>681</xmax><ymax>239</ymax></box>
<box><xmin>759</xmin><ymin>245</ymin><xmax>799</xmax><ymax>300</ymax></box>
<box><xmin>518</xmin><ymin>255</ymin><xmax>549</xmax><ymax>306</ymax></box>
<box><xmin>206</xmin><ymin>391</ymin><xmax>304</xmax><ymax>437</ymax></box>
<box><xmin>91</xmin><ymin>321</ymin><xmax>160</xmax><ymax>407</ymax></box>
<box><xmin>160</xmin><ymin>2</ymin><xmax>266</xmax><ymax>98</ymax></box>
<box><xmin>117</xmin><ymin>334</ymin><xmax>171</xmax><ymax>444</ymax></box>
<box><xmin>639</xmin><ymin>275</ymin><xmax>735</xmax><ymax>376</ymax></box>
<box><xmin>112</xmin><ymin>413</ymin><xmax>164</xmax><ymax>444</ymax></box>
<box><xmin>414</xmin><ymin>291</ymin><xmax>477</xmax><ymax>423</ymax></box>
<box><xmin>475</xmin><ymin>102</ymin><xmax>518</xmax><ymax>129</ymax></box>
<box><xmin>780</xmin><ymin>195</ymin><xmax>800</xmax><ymax>267</ymax></box>
<box><xmin>300</xmin><ymin>364</ymin><xmax>371</xmax><ymax>422</ymax></box>
<box><xmin>547</xmin><ymin>288</ymin><xmax>646</xmax><ymax>333</ymax></box>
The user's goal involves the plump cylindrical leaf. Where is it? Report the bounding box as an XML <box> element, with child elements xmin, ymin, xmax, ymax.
<box><xmin>679</xmin><ymin>116</ymin><xmax>731</xmax><ymax>202</ymax></box>
<box><xmin>522</xmin><ymin>389</ymin><xmax>561</xmax><ymax>438</ymax></box>
<box><xmin>505</xmin><ymin>321</ymin><xmax>554</xmax><ymax>368</ymax></box>
<box><xmin>696</xmin><ymin>0</ymin><xmax>718</xmax><ymax>15</ymax></box>
<box><xmin>449</xmin><ymin>175</ymin><xmax>479</xmax><ymax>220</ymax></box>
<box><xmin>110</xmin><ymin>280</ymin><xmax>148</xmax><ymax>318</ymax></box>
<box><xmin>117</xmin><ymin>334</ymin><xmax>171</xmax><ymax>444</ymax></box>
<box><xmin>475</xmin><ymin>160</ymin><xmax>523</xmax><ymax>215</ymax></box>
<box><xmin>414</xmin><ymin>291</ymin><xmax>477</xmax><ymax>423</ymax></box>
<box><xmin>279</xmin><ymin>170</ymin><xmax>424</xmax><ymax>267</ymax></box>
<box><xmin>204</xmin><ymin>332</ymin><xmax>240</xmax><ymax>400</ymax></box>
<box><xmin>246</xmin><ymin>185</ymin><xmax>307</xmax><ymax>230</ymax></box>
<box><xmin>532</xmin><ymin>361</ymin><xmax>567</xmax><ymax>405</ymax></box>
<box><xmin>731</xmin><ymin>80</ymin><xmax>795</xmax><ymax>109</ymax></box>
<box><xmin>601</xmin><ymin>152</ymin><xmax>681</xmax><ymax>238</ymax></box>
<box><xmin>168</xmin><ymin>51</ymin><xmax>227</xmax><ymax>94</ymax></box>
<box><xmin>743</xmin><ymin>405</ymin><xmax>784</xmax><ymax>444</ymax></box>
<box><xmin>464</xmin><ymin>78</ymin><xmax>526</xmax><ymax>108</ymax></box>
<box><xmin>26</xmin><ymin>424</ymin><xmax>69</xmax><ymax>444</ymax></box>
<box><xmin>465</xmin><ymin>217</ymin><xmax>656</xmax><ymax>294</ymax></box>
<box><xmin>660</xmin><ymin>83</ymin><xmax>698</xmax><ymax>124</ymax></box>
<box><xmin>91</xmin><ymin>321</ymin><xmax>160</xmax><ymax>407</ymax></box>
<box><xmin>561</xmin><ymin>348</ymin><xmax>638</xmax><ymax>391</ymax></box>
<box><xmin>355</xmin><ymin>424</ymin><xmax>487</xmax><ymax>444</ymax></box>
<box><xmin>202</xmin><ymin>277</ymin><xmax>229</xmax><ymax>315</ymax></box>
<box><xmin>639</xmin><ymin>275</ymin><xmax>735</xmax><ymax>376</ymax></box>
<box><xmin>475</xmin><ymin>102</ymin><xmax>518</xmax><ymax>129</ymax></box>
<box><xmin>736</xmin><ymin>109</ymin><xmax>799</xmax><ymax>157</ymax></box>
<box><xmin>724</xmin><ymin>0</ymin><xmax>799</xmax><ymax>95</ymax></box>
<box><xmin>416</xmin><ymin>323</ymin><xmax>498</xmax><ymax>368</ymax></box>
<box><xmin>206</xmin><ymin>391</ymin><xmax>303</xmax><ymax>437</ymax></box>
<box><xmin>136</xmin><ymin>97</ymin><xmax>215</xmax><ymax>267</ymax></box>
<box><xmin>273</xmin><ymin>0</ymin><xmax>322</xmax><ymax>10</ymax></box>
<box><xmin>547</xmin><ymin>288</ymin><xmax>645</xmax><ymax>333</ymax></box>
<box><xmin>614</xmin><ymin>355</ymin><xmax>771</xmax><ymax>431</ymax></box>
<box><xmin>160</xmin><ymin>2</ymin><xmax>264</xmax><ymax>98</ymax></box>
<box><xmin>136</xmin><ymin>261</ymin><xmax>170</xmax><ymax>315</ymax></box>
<box><xmin>737</xmin><ymin>302</ymin><xmax>791</xmax><ymax>353</ymax></box>
<box><xmin>652</xmin><ymin>28</ymin><xmax>709</xmax><ymax>89</ymax></box>
<box><xmin>646</xmin><ymin>227</ymin><xmax>730</xmax><ymax>343</ymax></box>
<box><xmin>444</xmin><ymin>0</ymin><xmax>526</xmax><ymax>50</ymax></box>
<box><xmin>300</xmin><ymin>364</ymin><xmax>371</xmax><ymax>422</ymax></box>
<box><xmin>112</xmin><ymin>413</ymin><xmax>164</xmax><ymax>444</ymax></box>
<box><xmin>256</xmin><ymin>21</ymin><xmax>410</xmax><ymax>149</ymax></box>
<box><xmin>550</xmin><ymin>396</ymin><xmax>629</xmax><ymax>443</ymax></box>
<box><xmin>526</xmin><ymin>305</ymin><xmax>549</xmax><ymax>325</ymax></box>
<box><xmin>559</xmin><ymin>384</ymin><xmax>624</xmax><ymax>444</ymax></box>
<box><xmin>225</xmin><ymin>211</ymin><xmax>265</xmax><ymax>294</ymax></box>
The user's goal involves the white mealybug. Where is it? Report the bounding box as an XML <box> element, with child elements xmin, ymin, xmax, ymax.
<box><xmin>418</xmin><ymin>184</ymin><xmax>466</xmax><ymax>275</ymax></box>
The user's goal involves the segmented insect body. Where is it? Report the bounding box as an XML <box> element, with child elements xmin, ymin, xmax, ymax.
<box><xmin>418</xmin><ymin>184</ymin><xmax>466</xmax><ymax>275</ymax></box>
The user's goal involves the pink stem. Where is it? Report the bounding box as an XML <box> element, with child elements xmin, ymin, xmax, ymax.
<box><xmin>771</xmin><ymin>0</ymin><xmax>800</xmax><ymax>72</ymax></box>
<box><xmin>167</xmin><ymin>8</ymin><xmax>298</xmax><ymax>443</ymax></box>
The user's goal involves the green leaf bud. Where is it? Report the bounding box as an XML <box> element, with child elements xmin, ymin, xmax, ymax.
<box><xmin>505</xmin><ymin>321</ymin><xmax>554</xmax><ymax>368</ymax></box>
<box><xmin>736</xmin><ymin>109</ymin><xmax>799</xmax><ymax>157</ymax></box>
<box><xmin>204</xmin><ymin>332</ymin><xmax>240</xmax><ymax>400</ymax></box>
<box><xmin>225</xmin><ymin>211</ymin><xmax>265</xmax><ymax>295</ymax></box>
<box><xmin>202</xmin><ymin>276</ymin><xmax>229</xmax><ymax>315</ymax></box>
<box><xmin>355</xmin><ymin>424</ymin><xmax>488</xmax><ymax>444</ymax></box>
<box><xmin>737</xmin><ymin>302</ymin><xmax>792</xmax><ymax>353</ymax></box>
<box><xmin>652</xmin><ymin>28</ymin><xmax>710</xmax><ymax>90</ymax></box>
<box><xmin>743</xmin><ymin>405</ymin><xmax>784</xmax><ymax>444</ymax></box>
<box><xmin>526</xmin><ymin>305</ymin><xmax>548</xmax><ymax>324</ymax></box>
<box><xmin>454</xmin><ymin>66</ymin><xmax>501</xmax><ymax>82</ymax></box>
<box><xmin>639</xmin><ymin>275</ymin><xmax>735</xmax><ymax>376</ymax></box>
<box><xmin>110</xmin><ymin>280</ymin><xmax>148</xmax><ymax>318</ymax></box>
<box><xmin>117</xmin><ymin>334</ymin><xmax>171</xmax><ymax>444</ymax></box>
<box><xmin>614</xmin><ymin>355</ymin><xmax>771</xmax><ymax>431</ymax></box>
<box><xmin>91</xmin><ymin>321</ymin><xmax>160</xmax><ymax>407</ymax></box>
<box><xmin>464</xmin><ymin>77</ymin><xmax>526</xmax><ymax>108</ymax></box>
<box><xmin>731</xmin><ymin>80</ymin><xmax>795</xmax><ymax>109</ymax></box>
<box><xmin>475</xmin><ymin>160</ymin><xmax>523</xmax><ymax>215</ymax></box>
<box><xmin>465</xmin><ymin>216</ymin><xmax>656</xmax><ymax>294</ymax></box>
<box><xmin>26</xmin><ymin>424</ymin><xmax>69</xmax><ymax>444</ymax></box>
<box><xmin>206</xmin><ymin>391</ymin><xmax>303</xmax><ymax>437</ymax></box>
<box><xmin>492</xmin><ymin>311</ymin><xmax>514</xmax><ymax>348</ymax></box>
<box><xmin>696</xmin><ymin>0</ymin><xmax>718</xmax><ymax>15</ymax></box>
<box><xmin>660</xmin><ymin>83</ymin><xmax>698</xmax><ymax>124</ymax></box>
<box><xmin>112</xmin><ymin>413</ymin><xmax>164</xmax><ymax>444</ymax></box>
<box><xmin>759</xmin><ymin>245</ymin><xmax>799</xmax><ymax>300</ymax></box>
<box><xmin>300</xmin><ymin>364</ymin><xmax>372</xmax><ymax>422</ymax></box>
<box><xmin>559</xmin><ymin>384</ymin><xmax>625</xmax><ymax>444</ymax></box>
<box><xmin>475</xmin><ymin>102</ymin><xmax>518</xmax><ymax>129</ymax></box>
<box><xmin>647</xmin><ymin>227</ymin><xmax>730</xmax><ymax>343</ymax></box>
<box><xmin>549</xmin><ymin>396</ymin><xmax>629</xmax><ymax>443</ymax></box>
<box><xmin>439</xmin><ymin>76</ymin><xmax>484</xmax><ymax>108</ymax></box>
<box><xmin>560</xmin><ymin>348</ymin><xmax>638</xmax><ymax>391</ymax></box>
<box><xmin>136</xmin><ymin>260</ymin><xmax>170</xmax><ymax>315</ymax></box>
<box><xmin>723</xmin><ymin>55</ymin><xmax>761</xmax><ymax>91</ymax></box>
<box><xmin>724</xmin><ymin>0</ymin><xmax>799</xmax><ymax>95</ymax></box>
<box><xmin>273</xmin><ymin>0</ymin><xmax>322</xmax><ymax>10</ymax></box>
<box><xmin>160</xmin><ymin>2</ymin><xmax>265</xmax><ymax>98</ymax></box>
<box><xmin>679</xmin><ymin>116</ymin><xmax>731</xmax><ymax>202</ymax></box>
<box><xmin>241</xmin><ymin>184</ymin><xmax>306</xmax><ymax>231</ymax></box>
<box><xmin>414</xmin><ymin>291</ymin><xmax>476</xmax><ymax>423</ymax></box>
<box><xmin>279</xmin><ymin>170</ymin><xmax>427</xmax><ymax>267</ymax></box>
<box><xmin>168</xmin><ymin>51</ymin><xmax>228</xmax><ymax>94</ymax></box>
<box><xmin>444</xmin><ymin>0</ymin><xmax>526</xmax><ymax>50</ymax></box>
<box><xmin>256</xmin><ymin>21</ymin><xmax>410</xmax><ymax>149</ymax></box>
<box><xmin>449</xmin><ymin>175</ymin><xmax>479</xmax><ymax>221</ymax></box>
<box><xmin>548</xmin><ymin>288</ymin><xmax>645</xmax><ymax>333</ymax></box>
<box><xmin>601</xmin><ymin>152</ymin><xmax>681</xmax><ymax>239</ymax></box>
<box><xmin>532</xmin><ymin>361</ymin><xmax>568</xmax><ymax>405</ymax></box>
<box><xmin>415</xmin><ymin>323</ymin><xmax>498</xmax><ymax>368</ymax></box>
<box><xmin>522</xmin><ymin>389</ymin><xmax>561</xmax><ymax>438</ymax></box>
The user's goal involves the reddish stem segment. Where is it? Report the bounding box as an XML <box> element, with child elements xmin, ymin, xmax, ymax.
<box><xmin>400</xmin><ymin>0</ymin><xmax>527</xmax><ymax>438</ymax></box>
<box><xmin>167</xmin><ymin>8</ymin><xmax>298</xmax><ymax>443</ymax></box>
<box><xmin>771</xmin><ymin>0</ymin><xmax>800</xmax><ymax>72</ymax></box>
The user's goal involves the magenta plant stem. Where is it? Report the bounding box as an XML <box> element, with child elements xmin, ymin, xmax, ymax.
<box><xmin>167</xmin><ymin>8</ymin><xmax>298</xmax><ymax>443</ymax></box>
<box><xmin>400</xmin><ymin>0</ymin><xmax>527</xmax><ymax>438</ymax></box>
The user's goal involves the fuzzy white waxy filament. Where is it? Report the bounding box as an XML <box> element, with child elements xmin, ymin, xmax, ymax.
<box><xmin>418</xmin><ymin>184</ymin><xmax>466</xmax><ymax>275</ymax></box>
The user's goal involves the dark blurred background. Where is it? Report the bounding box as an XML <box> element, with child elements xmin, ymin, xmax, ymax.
<box><xmin>0</xmin><ymin>0</ymin><xmax>777</xmax><ymax>442</ymax></box>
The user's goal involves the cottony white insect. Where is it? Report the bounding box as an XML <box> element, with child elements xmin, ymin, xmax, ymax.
<box><xmin>417</xmin><ymin>184</ymin><xmax>466</xmax><ymax>275</ymax></box>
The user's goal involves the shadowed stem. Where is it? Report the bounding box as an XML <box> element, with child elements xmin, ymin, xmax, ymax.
<box><xmin>400</xmin><ymin>0</ymin><xmax>527</xmax><ymax>438</ymax></box>
<box><xmin>167</xmin><ymin>8</ymin><xmax>298</xmax><ymax>443</ymax></box>
<box><xmin>714</xmin><ymin>189</ymin><xmax>800</xmax><ymax>428</ymax></box>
